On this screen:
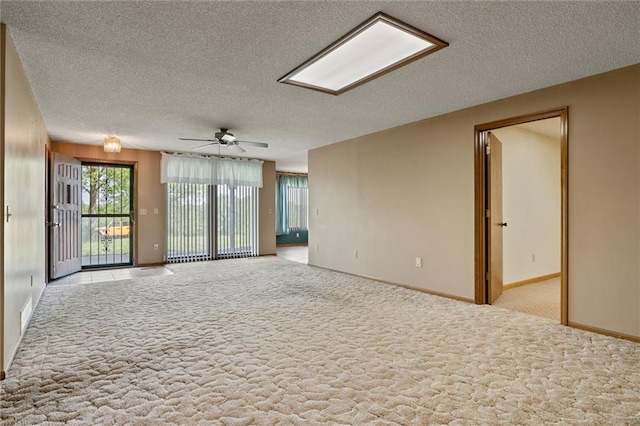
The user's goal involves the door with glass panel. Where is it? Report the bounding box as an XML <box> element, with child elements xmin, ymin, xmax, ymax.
<box><xmin>81</xmin><ymin>163</ymin><xmax>134</xmax><ymax>268</ymax></box>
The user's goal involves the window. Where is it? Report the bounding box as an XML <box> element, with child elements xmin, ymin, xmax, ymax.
<box><xmin>216</xmin><ymin>185</ymin><xmax>259</xmax><ymax>259</ymax></box>
<box><xmin>286</xmin><ymin>186</ymin><xmax>308</xmax><ymax>232</ymax></box>
<box><xmin>276</xmin><ymin>174</ymin><xmax>308</xmax><ymax>236</ymax></box>
<box><xmin>166</xmin><ymin>183</ymin><xmax>258</xmax><ymax>263</ymax></box>
<box><xmin>166</xmin><ymin>183</ymin><xmax>213</xmax><ymax>263</ymax></box>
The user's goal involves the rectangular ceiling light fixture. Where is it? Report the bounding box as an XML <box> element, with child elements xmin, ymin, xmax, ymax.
<box><xmin>278</xmin><ymin>12</ymin><xmax>448</xmax><ymax>95</ymax></box>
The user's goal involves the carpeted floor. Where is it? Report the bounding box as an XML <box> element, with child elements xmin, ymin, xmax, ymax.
<box><xmin>493</xmin><ymin>278</ymin><xmax>560</xmax><ymax>321</ymax></box>
<box><xmin>1</xmin><ymin>257</ymin><xmax>639</xmax><ymax>425</ymax></box>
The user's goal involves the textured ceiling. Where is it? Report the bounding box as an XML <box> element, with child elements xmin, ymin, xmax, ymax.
<box><xmin>1</xmin><ymin>1</ymin><xmax>638</xmax><ymax>172</ymax></box>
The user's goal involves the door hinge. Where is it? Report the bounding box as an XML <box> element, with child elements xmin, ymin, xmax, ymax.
<box><xmin>486</xmin><ymin>209</ymin><xmax>491</xmax><ymax>218</ymax></box>
<box><xmin>485</xmin><ymin>143</ymin><xmax>491</xmax><ymax>155</ymax></box>
<box><xmin>486</xmin><ymin>271</ymin><xmax>490</xmax><ymax>281</ymax></box>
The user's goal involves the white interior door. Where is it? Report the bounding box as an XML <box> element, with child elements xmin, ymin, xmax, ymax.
<box><xmin>50</xmin><ymin>152</ymin><xmax>82</xmax><ymax>279</ymax></box>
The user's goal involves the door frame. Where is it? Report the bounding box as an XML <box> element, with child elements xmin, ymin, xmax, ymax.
<box><xmin>474</xmin><ymin>107</ymin><xmax>569</xmax><ymax>324</ymax></box>
<box><xmin>75</xmin><ymin>157</ymin><xmax>139</xmax><ymax>268</ymax></box>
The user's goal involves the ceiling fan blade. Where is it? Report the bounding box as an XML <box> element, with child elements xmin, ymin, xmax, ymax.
<box><xmin>179</xmin><ymin>138</ymin><xmax>216</xmax><ymax>142</ymax></box>
<box><xmin>229</xmin><ymin>144</ymin><xmax>246</xmax><ymax>153</ymax></box>
<box><xmin>237</xmin><ymin>140</ymin><xmax>269</xmax><ymax>148</ymax></box>
<box><xmin>192</xmin><ymin>143</ymin><xmax>217</xmax><ymax>150</ymax></box>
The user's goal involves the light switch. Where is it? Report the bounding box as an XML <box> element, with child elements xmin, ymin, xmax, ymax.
<box><xmin>154</xmin><ymin>208</ymin><xmax>159</xmax><ymax>215</ymax></box>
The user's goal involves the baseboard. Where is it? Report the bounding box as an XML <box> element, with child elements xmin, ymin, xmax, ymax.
<box><xmin>568</xmin><ymin>321</ymin><xmax>640</xmax><ymax>343</ymax></box>
<box><xmin>276</xmin><ymin>243</ymin><xmax>308</xmax><ymax>247</ymax></box>
<box><xmin>379</xmin><ymin>279</ymin><xmax>475</xmax><ymax>304</ymax></box>
<box><xmin>309</xmin><ymin>263</ymin><xmax>474</xmax><ymax>304</ymax></box>
<box><xmin>503</xmin><ymin>272</ymin><xmax>561</xmax><ymax>290</ymax></box>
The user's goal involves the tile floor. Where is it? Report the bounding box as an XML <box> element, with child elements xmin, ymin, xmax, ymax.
<box><xmin>277</xmin><ymin>245</ymin><xmax>308</xmax><ymax>264</ymax></box>
<box><xmin>49</xmin><ymin>266</ymin><xmax>173</xmax><ymax>286</ymax></box>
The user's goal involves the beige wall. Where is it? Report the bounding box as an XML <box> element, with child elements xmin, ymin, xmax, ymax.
<box><xmin>2</xmin><ymin>26</ymin><xmax>49</xmax><ymax>376</ymax></box>
<box><xmin>493</xmin><ymin>125</ymin><xmax>561</xmax><ymax>284</ymax></box>
<box><xmin>259</xmin><ymin>161</ymin><xmax>277</xmax><ymax>256</ymax></box>
<box><xmin>309</xmin><ymin>64</ymin><xmax>640</xmax><ymax>337</ymax></box>
<box><xmin>49</xmin><ymin>143</ymin><xmax>277</xmax><ymax>262</ymax></box>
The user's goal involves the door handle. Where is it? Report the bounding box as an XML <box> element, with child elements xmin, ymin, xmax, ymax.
<box><xmin>499</xmin><ymin>222</ymin><xmax>508</xmax><ymax>227</ymax></box>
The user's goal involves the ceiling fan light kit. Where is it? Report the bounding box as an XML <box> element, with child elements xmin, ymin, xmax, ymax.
<box><xmin>220</xmin><ymin>133</ymin><xmax>237</xmax><ymax>143</ymax></box>
<box><xmin>179</xmin><ymin>128</ymin><xmax>269</xmax><ymax>153</ymax></box>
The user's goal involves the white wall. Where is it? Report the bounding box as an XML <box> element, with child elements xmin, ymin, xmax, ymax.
<box><xmin>493</xmin><ymin>125</ymin><xmax>561</xmax><ymax>284</ymax></box>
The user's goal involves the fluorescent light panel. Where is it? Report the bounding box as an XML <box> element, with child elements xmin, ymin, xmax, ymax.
<box><xmin>279</xmin><ymin>12</ymin><xmax>448</xmax><ymax>95</ymax></box>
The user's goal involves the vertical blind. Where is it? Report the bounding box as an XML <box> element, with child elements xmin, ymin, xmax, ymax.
<box><xmin>166</xmin><ymin>183</ymin><xmax>213</xmax><ymax>263</ymax></box>
<box><xmin>216</xmin><ymin>185</ymin><xmax>259</xmax><ymax>259</ymax></box>
<box><xmin>166</xmin><ymin>183</ymin><xmax>258</xmax><ymax>263</ymax></box>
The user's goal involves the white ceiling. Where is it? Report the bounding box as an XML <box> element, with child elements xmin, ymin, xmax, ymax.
<box><xmin>1</xmin><ymin>1</ymin><xmax>638</xmax><ymax>172</ymax></box>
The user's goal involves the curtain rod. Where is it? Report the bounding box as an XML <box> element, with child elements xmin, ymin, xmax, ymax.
<box><xmin>162</xmin><ymin>151</ymin><xmax>263</xmax><ymax>162</ymax></box>
<box><xmin>276</xmin><ymin>171</ymin><xmax>308</xmax><ymax>177</ymax></box>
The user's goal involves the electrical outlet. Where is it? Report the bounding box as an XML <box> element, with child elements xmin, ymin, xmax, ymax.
<box><xmin>154</xmin><ymin>243</ymin><xmax>159</xmax><ymax>250</ymax></box>
<box><xmin>415</xmin><ymin>257</ymin><xmax>422</xmax><ymax>268</ymax></box>
<box><xmin>532</xmin><ymin>254</ymin><xmax>536</xmax><ymax>262</ymax></box>
<box><xmin>315</xmin><ymin>208</ymin><xmax>319</xmax><ymax>215</ymax></box>
<box><xmin>140</xmin><ymin>208</ymin><xmax>147</xmax><ymax>215</ymax></box>
<box><xmin>154</xmin><ymin>208</ymin><xmax>159</xmax><ymax>215</ymax></box>
<box><xmin>296</xmin><ymin>233</ymin><xmax>300</xmax><ymax>238</ymax></box>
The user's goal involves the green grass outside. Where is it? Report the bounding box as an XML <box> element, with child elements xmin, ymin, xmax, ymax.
<box><xmin>82</xmin><ymin>234</ymin><xmax>131</xmax><ymax>256</ymax></box>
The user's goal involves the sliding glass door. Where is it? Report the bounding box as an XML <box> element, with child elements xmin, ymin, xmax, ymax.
<box><xmin>216</xmin><ymin>184</ymin><xmax>258</xmax><ymax>259</ymax></box>
<box><xmin>166</xmin><ymin>183</ymin><xmax>258</xmax><ymax>263</ymax></box>
<box><xmin>166</xmin><ymin>183</ymin><xmax>214</xmax><ymax>263</ymax></box>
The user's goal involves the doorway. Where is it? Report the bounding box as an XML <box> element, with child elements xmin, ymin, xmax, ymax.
<box><xmin>81</xmin><ymin>162</ymin><xmax>134</xmax><ymax>268</ymax></box>
<box><xmin>474</xmin><ymin>108</ymin><xmax>568</xmax><ymax>324</ymax></box>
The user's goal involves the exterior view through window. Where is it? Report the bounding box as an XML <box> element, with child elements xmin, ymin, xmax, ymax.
<box><xmin>166</xmin><ymin>183</ymin><xmax>258</xmax><ymax>263</ymax></box>
<box><xmin>81</xmin><ymin>163</ymin><xmax>134</xmax><ymax>268</ymax></box>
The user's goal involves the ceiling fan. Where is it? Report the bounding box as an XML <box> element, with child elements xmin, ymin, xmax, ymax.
<box><xmin>179</xmin><ymin>128</ymin><xmax>268</xmax><ymax>153</ymax></box>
